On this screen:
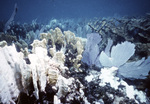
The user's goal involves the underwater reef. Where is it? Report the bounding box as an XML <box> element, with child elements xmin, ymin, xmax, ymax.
<box><xmin>0</xmin><ymin>15</ymin><xmax>150</xmax><ymax>104</ymax></box>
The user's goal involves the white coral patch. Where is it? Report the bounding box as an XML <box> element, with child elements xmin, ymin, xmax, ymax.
<box><xmin>85</xmin><ymin>74</ymin><xmax>94</xmax><ymax>82</ymax></box>
<box><xmin>99</xmin><ymin>67</ymin><xmax>119</xmax><ymax>89</ymax></box>
<box><xmin>99</xmin><ymin>67</ymin><xmax>147</xmax><ymax>103</ymax></box>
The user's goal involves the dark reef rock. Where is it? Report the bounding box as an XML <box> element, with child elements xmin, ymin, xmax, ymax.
<box><xmin>60</xmin><ymin>79</ymin><xmax>85</xmax><ymax>104</ymax></box>
<box><xmin>0</xmin><ymin>33</ymin><xmax>17</xmax><ymax>45</ymax></box>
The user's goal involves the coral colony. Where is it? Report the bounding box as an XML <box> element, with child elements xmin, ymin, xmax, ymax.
<box><xmin>0</xmin><ymin>3</ymin><xmax>150</xmax><ymax>104</ymax></box>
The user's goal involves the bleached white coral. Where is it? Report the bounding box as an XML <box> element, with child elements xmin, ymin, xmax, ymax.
<box><xmin>0</xmin><ymin>44</ymin><xmax>31</xmax><ymax>103</ymax></box>
<box><xmin>0</xmin><ymin>27</ymin><xmax>85</xmax><ymax>103</ymax></box>
<box><xmin>28</xmin><ymin>47</ymin><xmax>48</xmax><ymax>99</ymax></box>
<box><xmin>99</xmin><ymin>41</ymin><xmax>148</xmax><ymax>103</ymax></box>
<box><xmin>99</xmin><ymin>67</ymin><xmax>147</xmax><ymax>103</ymax></box>
<box><xmin>52</xmin><ymin>50</ymin><xmax>66</xmax><ymax>65</ymax></box>
<box><xmin>0</xmin><ymin>36</ymin><xmax>71</xmax><ymax>103</ymax></box>
<box><xmin>28</xmin><ymin>44</ymin><xmax>66</xmax><ymax>99</ymax></box>
<box><xmin>56</xmin><ymin>75</ymin><xmax>74</xmax><ymax>98</ymax></box>
<box><xmin>64</xmin><ymin>30</ymin><xmax>76</xmax><ymax>44</ymax></box>
<box><xmin>31</xmin><ymin>39</ymin><xmax>47</xmax><ymax>53</ymax></box>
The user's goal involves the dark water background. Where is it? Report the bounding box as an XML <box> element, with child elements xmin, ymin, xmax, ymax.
<box><xmin>0</xmin><ymin>0</ymin><xmax>150</xmax><ymax>23</ymax></box>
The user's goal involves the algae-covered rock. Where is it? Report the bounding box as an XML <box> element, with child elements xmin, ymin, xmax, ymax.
<box><xmin>0</xmin><ymin>33</ymin><xmax>17</xmax><ymax>45</ymax></box>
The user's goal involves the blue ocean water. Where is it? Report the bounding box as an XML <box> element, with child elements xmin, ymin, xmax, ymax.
<box><xmin>0</xmin><ymin>0</ymin><xmax>150</xmax><ymax>23</ymax></box>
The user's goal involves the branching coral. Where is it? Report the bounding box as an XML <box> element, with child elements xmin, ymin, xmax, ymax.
<box><xmin>0</xmin><ymin>34</ymin><xmax>83</xmax><ymax>103</ymax></box>
<box><xmin>40</xmin><ymin>27</ymin><xmax>84</xmax><ymax>70</ymax></box>
<box><xmin>28</xmin><ymin>46</ymin><xmax>65</xmax><ymax>99</ymax></box>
